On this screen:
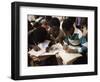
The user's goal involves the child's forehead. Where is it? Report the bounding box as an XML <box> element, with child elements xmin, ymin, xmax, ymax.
<box><xmin>63</xmin><ymin>28</ymin><xmax>72</xmax><ymax>32</ymax></box>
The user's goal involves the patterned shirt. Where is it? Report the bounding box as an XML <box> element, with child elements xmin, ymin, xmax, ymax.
<box><xmin>64</xmin><ymin>27</ymin><xmax>87</xmax><ymax>54</ymax></box>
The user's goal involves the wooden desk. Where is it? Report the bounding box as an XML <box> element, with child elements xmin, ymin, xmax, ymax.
<box><xmin>28</xmin><ymin>54</ymin><xmax>58</xmax><ymax>66</ymax></box>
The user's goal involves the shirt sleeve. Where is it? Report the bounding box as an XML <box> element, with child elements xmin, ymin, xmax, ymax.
<box><xmin>78</xmin><ymin>36</ymin><xmax>87</xmax><ymax>54</ymax></box>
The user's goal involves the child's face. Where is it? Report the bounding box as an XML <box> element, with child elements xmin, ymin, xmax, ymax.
<box><xmin>48</xmin><ymin>27</ymin><xmax>59</xmax><ymax>38</ymax></box>
<box><xmin>64</xmin><ymin>31</ymin><xmax>71</xmax><ymax>36</ymax></box>
<box><xmin>63</xmin><ymin>27</ymin><xmax>74</xmax><ymax>36</ymax></box>
<box><xmin>41</xmin><ymin>22</ymin><xmax>49</xmax><ymax>30</ymax></box>
<box><xmin>81</xmin><ymin>26</ymin><xmax>88</xmax><ymax>36</ymax></box>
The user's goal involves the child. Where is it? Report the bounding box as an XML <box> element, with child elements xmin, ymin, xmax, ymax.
<box><xmin>28</xmin><ymin>27</ymin><xmax>58</xmax><ymax>66</ymax></box>
<box><xmin>46</xmin><ymin>17</ymin><xmax>64</xmax><ymax>64</ymax></box>
<box><xmin>62</xmin><ymin>17</ymin><xmax>87</xmax><ymax>55</ymax></box>
<box><xmin>28</xmin><ymin>27</ymin><xmax>48</xmax><ymax>51</ymax></box>
<box><xmin>47</xmin><ymin>17</ymin><xmax>64</xmax><ymax>46</ymax></box>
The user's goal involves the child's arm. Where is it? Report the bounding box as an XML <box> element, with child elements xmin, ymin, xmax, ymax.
<box><xmin>77</xmin><ymin>36</ymin><xmax>87</xmax><ymax>54</ymax></box>
<box><xmin>63</xmin><ymin>47</ymin><xmax>78</xmax><ymax>53</ymax></box>
<box><xmin>63</xmin><ymin>36</ymin><xmax>87</xmax><ymax>54</ymax></box>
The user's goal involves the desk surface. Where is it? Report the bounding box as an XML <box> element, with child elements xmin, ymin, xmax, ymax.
<box><xmin>28</xmin><ymin>43</ymin><xmax>82</xmax><ymax>65</ymax></box>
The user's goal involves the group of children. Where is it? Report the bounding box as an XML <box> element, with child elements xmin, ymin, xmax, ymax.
<box><xmin>28</xmin><ymin>15</ymin><xmax>88</xmax><ymax>66</ymax></box>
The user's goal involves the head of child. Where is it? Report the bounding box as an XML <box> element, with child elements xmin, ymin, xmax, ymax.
<box><xmin>29</xmin><ymin>27</ymin><xmax>48</xmax><ymax>45</ymax></box>
<box><xmin>41</xmin><ymin>16</ymin><xmax>52</xmax><ymax>30</ymax></box>
<box><xmin>62</xmin><ymin>17</ymin><xmax>76</xmax><ymax>36</ymax></box>
<box><xmin>48</xmin><ymin>17</ymin><xmax>60</xmax><ymax>38</ymax></box>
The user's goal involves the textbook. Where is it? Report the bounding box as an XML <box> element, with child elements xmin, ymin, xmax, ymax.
<box><xmin>28</xmin><ymin>42</ymin><xmax>82</xmax><ymax>64</ymax></box>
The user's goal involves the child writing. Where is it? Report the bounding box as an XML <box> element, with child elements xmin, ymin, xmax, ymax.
<box><xmin>62</xmin><ymin>17</ymin><xmax>87</xmax><ymax>55</ymax></box>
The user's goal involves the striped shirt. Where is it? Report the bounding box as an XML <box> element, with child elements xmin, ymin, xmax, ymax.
<box><xmin>64</xmin><ymin>27</ymin><xmax>87</xmax><ymax>54</ymax></box>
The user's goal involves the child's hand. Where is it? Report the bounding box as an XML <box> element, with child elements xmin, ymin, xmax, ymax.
<box><xmin>64</xmin><ymin>47</ymin><xmax>78</xmax><ymax>53</ymax></box>
<box><xmin>33</xmin><ymin>45</ymin><xmax>41</xmax><ymax>51</ymax></box>
<box><xmin>63</xmin><ymin>45</ymin><xmax>68</xmax><ymax>50</ymax></box>
<box><xmin>67</xmin><ymin>48</ymin><xmax>76</xmax><ymax>53</ymax></box>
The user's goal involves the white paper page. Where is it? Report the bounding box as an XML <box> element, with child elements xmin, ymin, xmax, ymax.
<box><xmin>28</xmin><ymin>40</ymin><xmax>50</xmax><ymax>57</ymax></box>
<box><xmin>28</xmin><ymin>49</ymin><xmax>45</xmax><ymax>57</ymax></box>
<box><xmin>58</xmin><ymin>50</ymin><xmax>82</xmax><ymax>64</ymax></box>
<box><xmin>38</xmin><ymin>40</ymin><xmax>50</xmax><ymax>50</ymax></box>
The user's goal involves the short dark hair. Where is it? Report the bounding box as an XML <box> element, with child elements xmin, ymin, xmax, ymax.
<box><xmin>68</xmin><ymin>17</ymin><xmax>76</xmax><ymax>23</ymax></box>
<box><xmin>28</xmin><ymin>27</ymin><xmax>48</xmax><ymax>45</ymax></box>
<box><xmin>62</xmin><ymin>18</ymin><xmax>75</xmax><ymax>31</ymax></box>
<box><xmin>45</xmin><ymin>16</ymin><xmax>52</xmax><ymax>23</ymax></box>
<box><xmin>49</xmin><ymin>17</ymin><xmax>60</xmax><ymax>29</ymax></box>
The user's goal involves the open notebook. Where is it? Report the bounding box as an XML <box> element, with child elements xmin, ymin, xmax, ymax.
<box><xmin>28</xmin><ymin>40</ymin><xmax>57</xmax><ymax>56</ymax></box>
<box><xmin>28</xmin><ymin>41</ymin><xmax>82</xmax><ymax>64</ymax></box>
